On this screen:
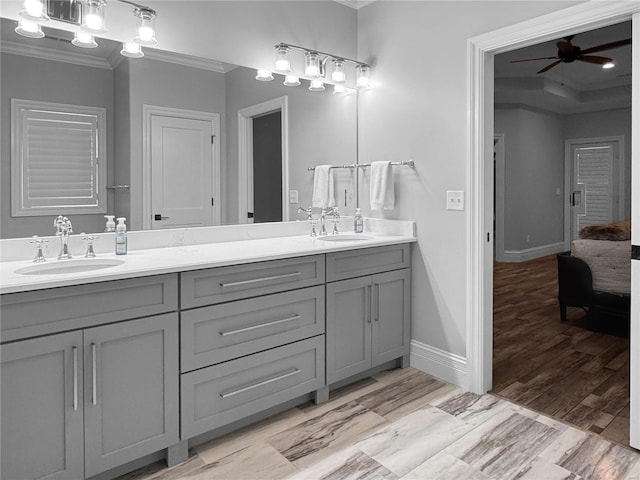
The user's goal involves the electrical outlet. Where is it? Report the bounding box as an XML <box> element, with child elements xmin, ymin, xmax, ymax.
<box><xmin>446</xmin><ymin>191</ymin><xmax>465</xmax><ymax>211</ymax></box>
<box><xmin>289</xmin><ymin>190</ymin><xmax>299</xmax><ymax>204</ymax></box>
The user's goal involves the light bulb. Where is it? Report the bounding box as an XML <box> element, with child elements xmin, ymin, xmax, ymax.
<box><xmin>309</xmin><ymin>79</ymin><xmax>325</xmax><ymax>91</ymax></box>
<box><xmin>135</xmin><ymin>8</ymin><xmax>157</xmax><ymax>46</ymax></box>
<box><xmin>121</xmin><ymin>42</ymin><xmax>144</xmax><ymax>58</ymax></box>
<box><xmin>83</xmin><ymin>1</ymin><xmax>106</xmax><ymax>33</ymax></box>
<box><xmin>274</xmin><ymin>45</ymin><xmax>291</xmax><ymax>73</ymax></box>
<box><xmin>333</xmin><ymin>84</ymin><xmax>348</xmax><ymax>96</ymax></box>
<box><xmin>602</xmin><ymin>62</ymin><xmax>615</xmax><ymax>69</ymax></box>
<box><xmin>283</xmin><ymin>75</ymin><xmax>300</xmax><ymax>86</ymax></box>
<box><xmin>356</xmin><ymin>65</ymin><xmax>371</xmax><ymax>88</ymax></box>
<box><xmin>19</xmin><ymin>0</ymin><xmax>49</xmax><ymax>20</ymax></box>
<box><xmin>305</xmin><ymin>52</ymin><xmax>321</xmax><ymax>78</ymax></box>
<box><xmin>331</xmin><ymin>59</ymin><xmax>346</xmax><ymax>83</ymax></box>
<box><xmin>255</xmin><ymin>69</ymin><xmax>274</xmax><ymax>81</ymax></box>
<box><xmin>15</xmin><ymin>20</ymin><xmax>44</xmax><ymax>38</ymax></box>
<box><xmin>72</xmin><ymin>31</ymin><xmax>98</xmax><ymax>48</ymax></box>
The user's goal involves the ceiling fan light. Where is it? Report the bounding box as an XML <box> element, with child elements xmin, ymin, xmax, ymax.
<box><xmin>255</xmin><ymin>69</ymin><xmax>274</xmax><ymax>81</ymax></box>
<box><xmin>72</xmin><ymin>31</ymin><xmax>98</xmax><ymax>48</ymax></box>
<box><xmin>15</xmin><ymin>20</ymin><xmax>44</xmax><ymax>38</ymax></box>
<box><xmin>602</xmin><ymin>62</ymin><xmax>615</xmax><ymax>69</ymax></box>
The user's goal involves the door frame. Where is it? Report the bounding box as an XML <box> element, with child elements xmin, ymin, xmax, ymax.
<box><xmin>142</xmin><ymin>105</ymin><xmax>221</xmax><ymax>230</ymax></box>
<box><xmin>466</xmin><ymin>1</ymin><xmax>639</xmax><ymax>449</ymax></box>
<box><xmin>564</xmin><ymin>136</ymin><xmax>625</xmax><ymax>248</ymax></box>
<box><xmin>494</xmin><ymin>134</ymin><xmax>506</xmax><ymax>261</ymax></box>
<box><xmin>238</xmin><ymin>96</ymin><xmax>289</xmax><ymax>224</ymax></box>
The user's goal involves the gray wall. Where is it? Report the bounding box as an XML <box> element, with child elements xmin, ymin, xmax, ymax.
<box><xmin>564</xmin><ymin>107</ymin><xmax>632</xmax><ymax>220</ymax></box>
<box><xmin>225</xmin><ymin>66</ymin><xmax>357</xmax><ymax>224</ymax></box>
<box><xmin>357</xmin><ymin>0</ymin><xmax>581</xmax><ymax>358</ymax></box>
<box><xmin>1</xmin><ymin>53</ymin><xmax>114</xmax><ymax>238</ymax></box>
<box><xmin>495</xmin><ymin>107</ymin><xmax>565</xmax><ymax>252</ymax></box>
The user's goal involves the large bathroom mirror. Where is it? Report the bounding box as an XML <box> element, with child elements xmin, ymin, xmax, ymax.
<box><xmin>0</xmin><ymin>12</ymin><xmax>358</xmax><ymax>239</ymax></box>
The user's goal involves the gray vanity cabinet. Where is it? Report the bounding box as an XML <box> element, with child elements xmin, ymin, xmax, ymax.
<box><xmin>1</xmin><ymin>331</ymin><xmax>85</xmax><ymax>480</ymax></box>
<box><xmin>83</xmin><ymin>313</ymin><xmax>179</xmax><ymax>478</ymax></box>
<box><xmin>326</xmin><ymin>246</ymin><xmax>411</xmax><ymax>385</ymax></box>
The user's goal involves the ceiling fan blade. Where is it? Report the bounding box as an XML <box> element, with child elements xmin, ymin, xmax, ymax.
<box><xmin>581</xmin><ymin>38</ymin><xmax>631</xmax><ymax>55</ymax></box>
<box><xmin>510</xmin><ymin>56</ymin><xmax>558</xmax><ymax>63</ymax></box>
<box><xmin>577</xmin><ymin>55</ymin><xmax>613</xmax><ymax>65</ymax></box>
<box><xmin>537</xmin><ymin>60</ymin><xmax>562</xmax><ymax>74</ymax></box>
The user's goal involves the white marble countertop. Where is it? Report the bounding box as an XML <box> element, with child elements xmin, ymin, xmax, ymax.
<box><xmin>0</xmin><ymin>220</ymin><xmax>415</xmax><ymax>294</ymax></box>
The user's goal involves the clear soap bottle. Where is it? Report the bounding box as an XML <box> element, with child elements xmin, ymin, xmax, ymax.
<box><xmin>115</xmin><ymin>217</ymin><xmax>127</xmax><ymax>255</ymax></box>
<box><xmin>354</xmin><ymin>208</ymin><xmax>364</xmax><ymax>234</ymax></box>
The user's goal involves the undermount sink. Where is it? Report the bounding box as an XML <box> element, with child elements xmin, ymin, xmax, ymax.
<box><xmin>317</xmin><ymin>234</ymin><xmax>372</xmax><ymax>242</ymax></box>
<box><xmin>16</xmin><ymin>258</ymin><xmax>125</xmax><ymax>275</ymax></box>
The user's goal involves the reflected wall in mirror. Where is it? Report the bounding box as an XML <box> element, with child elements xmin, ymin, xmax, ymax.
<box><xmin>0</xmin><ymin>16</ymin><xmax>358</xmax><ymax>238</ymax></box>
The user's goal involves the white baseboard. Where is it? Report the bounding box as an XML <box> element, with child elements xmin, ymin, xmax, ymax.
<box><xmin>500</xmin><ymin>241</ymin><xmax>566</xmax><ymax>263</ymax></box>
<box><xmin>410</xmin><ymin>340</ymin><xmax>469</xmax><ymax>390</ymax></box>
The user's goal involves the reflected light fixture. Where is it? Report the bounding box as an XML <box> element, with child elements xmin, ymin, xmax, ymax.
<box><xmin>19</xmin><ymin>0</ymin><xmax>49</xmax><ymax>21</ymax></box>
<box><xmin>274</xmin><ymin>44</ymin><xmax>291</xmax><ymax>73</ymax></box>
<box><xmin>256</xmin><ymin>69</ymin><xmax>274</xmax><ymax>81</ymax></box>
<box><xmin>15</xmin><ymin>19</ymin><xmax>44</xmax><ymax>38</ymax></box>
<box><xmin>14</xmin><ymin>0</ymin><xmax>161</xmax><ymax>58</ymax></box>
<box><xmin>283</xmin><ymin>75</ymin><xmax>301</xmax><ymax>86</ymax></box>
<box><xmin>309</xmin><ymin>79</ymin><xmax>325</xmax><ymax>91</ymax></box>
<box><xmin>265</xmin><ymin>42</ymin><xmax>371</xmax><ymax>92</ymax></box>
<box><xmin>72</xmin><ymin>31</ymin><xmax>98</xmax><ymax>48</ymax></box>
<box><xmin>602</xmin><ymin>62</ymin><xmax>615</xmax><ymax>69</ymax></box>
<box><xmin>121</xmin><ymin>41</ymin><xmax>144</xmax><ymax>58</ymax></box>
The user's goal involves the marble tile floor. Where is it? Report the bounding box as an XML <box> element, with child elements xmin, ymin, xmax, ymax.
<box><xmin>118</xmin><ymin>368</ymin><xmax>640</xmax><ymax>480</ymax></box>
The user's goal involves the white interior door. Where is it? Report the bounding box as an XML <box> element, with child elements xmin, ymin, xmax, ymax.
<box><xmin>570</xmin><ymin>141</ymin><xmax>617</xmax><ymax>239</ymax></box>
<box><xmin>150</xmin><ymin>115</ymin><xmax>214</xmax><ymax>229</ymax></box>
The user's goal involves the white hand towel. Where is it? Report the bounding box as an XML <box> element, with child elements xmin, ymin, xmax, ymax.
<box><xmin>370</xmin><ymin>161</ymin><xmax>395</xmax><ymax>210</ymax></box>
<box><xmin>312</xmin><ymin>165</ymin><xmax>336</xmax><ymax>208</ymax></box>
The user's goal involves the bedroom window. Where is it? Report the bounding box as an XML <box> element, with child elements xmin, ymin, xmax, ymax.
<box><xmin>11</xmin><ymin>99</ymin><xmax>107</xmax><ymax>216</ymax></box>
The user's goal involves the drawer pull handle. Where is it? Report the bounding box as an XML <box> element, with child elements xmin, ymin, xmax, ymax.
<box><xmin>220</xmin><ymin>315</ymin><xmax>301</xmax><ymax>337</ymax></box>
<box><xmin>220</xmin><ymin>368</ymin><xmax>301</xmax><ymax>399</ymax></box>
<box><xmin>220</xmin><ymin>272</ymin><xmax>302</xmax><ymax>288</ymax></box>
<box><xmin>91</xmin><ymin>343</ymin><xmax>97</xmax><ymax>406</ymax></box>
<box><xmin>72</xmin><ymin>346</ymin><xmax>78</xmax><ymax>411</ymax></box>
<box><xmin>374</xmin><ymin>283</ymin><xmax>380</xmax><ymax>322</ymax></box>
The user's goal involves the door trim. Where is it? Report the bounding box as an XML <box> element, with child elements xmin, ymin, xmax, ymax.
<box><xmin>564</xmin><ymin>136</ymin><xmax>625</xmax><ymax>249</ymax></box>
<box><xmin>466</xmin><ymin>0</ymin><xmax>639</xmax><ymax>449</ymax></box>
<box><xmin>238</xmin><ymin>96</ymin><xmax>289</xmax><ymax>224</ymax></box>
<box><xmin>494</xmin><ymin>134</ymin><xmax>506</xmax><ymax>261</ymax></box>
<box><xmin>142</xmin><ymin>105</ymin><xmax>221</xmax><ymax>230</ymax></box>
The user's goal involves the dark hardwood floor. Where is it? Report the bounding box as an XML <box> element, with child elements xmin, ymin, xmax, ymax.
<box><xmin>491</xmin><ymin>254</ymin><xmax>631</xmax><ymax>447</ymax></box>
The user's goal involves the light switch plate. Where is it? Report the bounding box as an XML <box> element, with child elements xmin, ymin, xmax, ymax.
<box><xmin>289</xmin><ymin>190</ymin><xmax>299</xmax><ymax>204</ymax></box>
<box><xmin>446</xmin><ymin>191</ymin><xmax>465</xmax><ymax>211</ymax></box>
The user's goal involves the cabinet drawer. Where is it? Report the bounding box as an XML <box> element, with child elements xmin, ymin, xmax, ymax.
<box><xmin>0</xmin><ymin>274</ymin><xmax>178</xmax><ymax>343</ymax></box>
<box><xmin>181</xmin><ymin>255</ymin><xmax>325</xmax><ymax>308</ymax></box>
<box><xmin>181</xmin><ymin>336</ymin><xmax>324</xmax><ymax>438</ymax></box>
<box><xmin>181</xmin><ymin>286</ymin><xmax>325</xmax><ymax>372</ymax></box>
<box><xmin>326</xmin><ymin>244</ymin><xmax>410</xmax><ymax>282</ymax></box>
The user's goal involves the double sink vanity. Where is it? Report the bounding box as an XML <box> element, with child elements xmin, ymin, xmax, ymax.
<box><xmin>0</xmin><ymin>218</ymin><xmax>415</xmax><ymax>480</ymax></box>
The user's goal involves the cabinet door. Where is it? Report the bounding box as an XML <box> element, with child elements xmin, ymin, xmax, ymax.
<box><xmin>326</xmin><ymin>276</ymin><xmax>372</xmax><ymax>384</ymax></box>
<box><xmin>1</xmin><ymin>331</ymin><xmax>84</xmax><ymax>480</ymax></box>
<box><xmin>83</xmin><ymin>313</ymin><xmax>179</xmax><ymax>477</ymax></box>
<box><xmin>371</xmin><ymin>269</ymin><xmax>411</xmax><ymax>367</ymax></box>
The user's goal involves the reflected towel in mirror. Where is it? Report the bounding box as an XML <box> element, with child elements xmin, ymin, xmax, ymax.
<box><xmin>312</xmin><ymin>165</ymin><xmax>336</xmax><ymax>208</ymax></box>
<box><xmin>370</xmin><ymin>161</ymin><xmax>394</xmax><ymax>210</ymax></box>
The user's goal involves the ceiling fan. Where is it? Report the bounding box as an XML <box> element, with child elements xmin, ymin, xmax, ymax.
<box><xmin>510</xmin><ymin>35</ymin><xmax>632</xmax><ymax>74</ymax></box>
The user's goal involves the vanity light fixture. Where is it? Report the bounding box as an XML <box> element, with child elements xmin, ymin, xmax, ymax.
<box><xmin>18</xmin><ymin>0</ymin><xmax>50</xmax><ymax>21</ymax></box>
<box><xmin>274</xmin><ymin>45</ymin><xmax>292</xmax><ymax>73</ymax></box>
<box><xmin>133</xmin><ymin>6</ymin><xmax>157</xmax><ymax>46</ymax></box>
<box><xmin>283</xmin><ymin>75</ymin><xmax>301</xmax><ymax>86</ymax></box>
<box><xmin>269</xmin><ymin>42</ymin><xmax>371</xmax><ymax>91</ymax></box>
<box><xmin>15</xmin><ymin>19</ymin><xmax>45</xmax><ymax>38</ymax></box>
<box><xmin>72</xmin><ymin>31</ymin><xmax>98</xmax><ymax>48</ymax></box>
<box><xmin>256</xmin><ymin>69</ymin><xmax>274</xmax><ymax>81</ymax></box>
<box><xmin>332</xmin><ymin>84</ymin><xmax>348</xmax><ymax>96</ymax></box>
<box><xmin>82</xmin><ymin>0</ymin><xmax>107</xmax><ymax>33</ymax></box>
<box><xmin>121</xmin><ymin>41</ymin><xmax>144</xmax><ymax>58</ymax></box>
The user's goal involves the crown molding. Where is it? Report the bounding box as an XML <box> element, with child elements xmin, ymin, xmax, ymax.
<box><xmin>334</xmin><ymin>0</ymin><xmax>376</xmax><ymax>10</ymax></box>
<box><xmin>1</xmin><ymin>39</ymin><xmax>112</xmax><ymax>69</ymax></box>
<box><xmin>143</xmin><ymin>49</ymin><xmax>234</xmax><ymax>73</ymax></box>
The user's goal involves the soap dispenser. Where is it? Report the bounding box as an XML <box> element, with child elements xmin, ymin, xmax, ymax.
<box><xmin>104</xmin><ymin>215</ymin><xmax>116</xmax><ymax>233</ymax></box>
<box><xmin>115</xmin><ymin>217</ymin><xmax>127</xmax><ymax>255</ymax></box>
<box><xmin>354</xmin><ymin>208</ymin><xmax>364</xmax><ymax>234</ymax></box>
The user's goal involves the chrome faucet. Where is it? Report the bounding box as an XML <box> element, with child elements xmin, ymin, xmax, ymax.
<box><xmin>30</xmin><ymin>235</ymin><xmax>48</xmax><ymax>263</ymax></box>
<box><xmin>320</xmin><ymin>207</ymin><xmax>339</xmax><ymax>236</ymax></box>
<box><xmin>297</xmin><ymin>206</ymin><xmax>317</xmax><ymax>237</ymax></box>
<box><xmin>54</xmin><ymin>215</ymin><xmax>73</xmax><ymax>259</ymax></box>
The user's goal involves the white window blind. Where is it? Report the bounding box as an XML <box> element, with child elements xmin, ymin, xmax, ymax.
<box><xmin>11</xmin><ymin>99</ymin><xmax>107</xmax><ymax>216</ymax></box>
